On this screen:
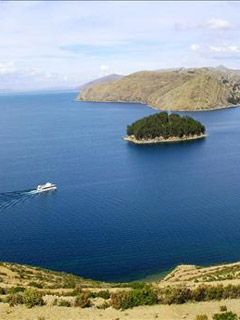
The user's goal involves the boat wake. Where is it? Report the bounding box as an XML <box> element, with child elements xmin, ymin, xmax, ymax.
<box><xmin>0</xmin><ymin>189</ymin><xmax>38</xmax><ymax>212</ymax></box>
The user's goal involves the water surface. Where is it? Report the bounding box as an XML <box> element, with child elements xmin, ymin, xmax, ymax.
<box><xmin>0</xmin><ymin>92</ymin><xmax>240</xmax><ymax>282</ymax></box>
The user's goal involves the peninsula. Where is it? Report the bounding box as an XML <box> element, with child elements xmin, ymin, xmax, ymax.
<box><xmin>78</xmin><ymin>66</ymin><xmax>240</xmax><ymax>111</ymax></box>
<box><xmin>124</xmin><ymin>112</ymin><xmax>206</xmax><ymax>144</ymax></box>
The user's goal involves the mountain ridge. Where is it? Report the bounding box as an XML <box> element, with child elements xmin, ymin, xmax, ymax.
<box><xmin>78</xmin><ymin>74</ymin><xmax>123</xmax><ymax>92</ymax></box>
<box><xmin>78</xmin><ymin>67</ymin><xmax>240</xmax><ymax>111</ymax></box>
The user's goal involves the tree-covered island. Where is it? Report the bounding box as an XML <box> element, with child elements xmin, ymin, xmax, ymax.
<box><xmin>124</xmin><ymin>112</ymin><xmax>206</xmax><ymax>144</ymax></box>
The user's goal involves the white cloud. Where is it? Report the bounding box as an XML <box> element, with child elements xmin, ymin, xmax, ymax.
<box><xmin>190</xmin><ymin>44</ymin><xmax>200</xmax><ymax>51</ymax></box>
<box><xmin>206</xmin><ymin>18</ymin><xmax>231</xmax><ymax>30</ymax></box>
<box><xmin>0</xmin><ymin>1</ymin><xmax>240</xmax><ymax>90</ymax></box>
<box><xmin>100</xmin><ymin>64</ymin><xmax>110</xmax><ymax>72</ymax></box>
<box><xmin>0</xmin><ymin>61</ymin><xmax>16</xmax><ymax>74</ymax></box>
<box><xmin>209</xmin><ymin>45</ymin><xmax>240</xmax><ymax>53</ymax></box>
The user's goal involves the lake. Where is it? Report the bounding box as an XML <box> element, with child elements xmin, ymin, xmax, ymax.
<box><xmin>0</xmin><ymin>92</ymin><xmax>240</xmax><ymax>282</ymax></box>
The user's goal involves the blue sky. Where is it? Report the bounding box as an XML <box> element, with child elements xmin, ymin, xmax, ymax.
<box><xmin>0</xmin><ymin>1</ymin><xmax>240</xmax><ymax>91</ymax></box>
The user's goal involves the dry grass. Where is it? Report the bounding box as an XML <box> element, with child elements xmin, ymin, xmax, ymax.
<box><xmin>2</xmin><ymin>261</ymin><xmax>240</xmax><ymax>319</ymax></box>
<box><xmin>79</xmin><ymin>67</ymin><xmax>240</xmax><ymax>111</ymax></box>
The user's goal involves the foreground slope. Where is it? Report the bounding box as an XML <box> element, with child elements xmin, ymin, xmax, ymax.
<box><xmin>2</xmin><ymin>261</ymin><xmax>240</xmax><ymax>319</ymax></box>
<box><xmin>79</xmin><ymin>67</ymin><xmax>240</xmax><ymax>111</ymax></box>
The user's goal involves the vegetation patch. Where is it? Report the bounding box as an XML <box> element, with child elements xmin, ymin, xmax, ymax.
<box><xmin>58</xmin><ymin>299</ymin><xmax>71</xmax><ymax>307</ymax></box>
<box><xmin>213</xmin><ymin>311</ymin><xmax>238</xmax><ymax>320</ymax></box>
<box><xmin>74</xmin><ymin>292</ymin><xmax>91</xmax><ymax>308</ymax></box>
<box><xmin>110</xmin><ymin>287</ymin><xmax>158</xmax><ymax>310</ymax></box>
<box><xmin>126</xmin><ymin>112</ymin><xmax>205</xmax><ymax>141</ymax></box>
<box><xmin>89</xmin><ymin>290</ymin><xmax>110</xmax><ymax>299</ymax></box>
<box><xmin>195</xmin><ymin>315</ymin><xmax>208</xmax><ymax>320</ymax></box>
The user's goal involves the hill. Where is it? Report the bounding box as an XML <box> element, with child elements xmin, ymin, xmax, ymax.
<box><xmin>2</xmin><ymin>261</ymin><xmax>240</xmax><ymax>319</ymax></box>
<box><xmin>78</xmin><ymin>67</ymin><xmax>240</xmax><ymax>111</ymax></box>
<box><xmin>77</xmin><ymin>74</ymin><xmax>123</xmax><ymax>92</ymax></box>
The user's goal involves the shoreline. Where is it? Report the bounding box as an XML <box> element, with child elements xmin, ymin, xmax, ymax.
<box><xmin>77</xmin><ymin>97</ymin><xmax>238</xmax><ymax>112</ymax></box>
<box><xmin>123</xmin><ymin>133</ymin><xmax>207</xmax><ymax>144</ymax></box>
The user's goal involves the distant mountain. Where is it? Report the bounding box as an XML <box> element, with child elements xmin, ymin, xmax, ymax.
<box><xmin>78</xmin><ymin>67</ymin><xmax>240</xmax><ymax>111</ymax></box>
<box><xmin>78</xmin><ymin>74</ymin><xmax>123</xmax><ymax>91</ymax></box>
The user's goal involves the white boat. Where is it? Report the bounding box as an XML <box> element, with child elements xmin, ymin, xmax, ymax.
<box><xmin>36</xmin><ymin>182</ymin><xmax>57</xmax><ymax>192</ymax></box>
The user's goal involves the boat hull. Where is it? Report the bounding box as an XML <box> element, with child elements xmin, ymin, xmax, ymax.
<box><xmin>36</xmin><ymin>186</ymin><xmax>57</xmax><ymax>192</ymax></box>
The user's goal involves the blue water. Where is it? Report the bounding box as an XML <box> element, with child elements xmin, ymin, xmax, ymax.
<box><xmin>0</xmin><ymin>92</ymin><xmax>240</xmax><ymax>282</ymax></box>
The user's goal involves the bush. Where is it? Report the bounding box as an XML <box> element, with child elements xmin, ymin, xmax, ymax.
<box><xmin>128</xmin><ymin>282</ymin><xmax>146</xmax><ymax>289</ymax></box>
<box><xmin>205</xmin><ymin>285</ymin><xmax>224</xmax><ymax>301</ymax></box>
<box><xmin>70</xmin><ymin>285</ymin><xmax>82</xmax><ymax>296</ymax></box>
<box><xmin>58</xmin><ymin>299</ymin><xmax>71</xmax><ymax>307</ymax></box>
<box><xmin>158</xmin><ymin>284</ymin><xmax>240</xmax><ymax>305</ymax></box>
<box><xmin>74</xmin><ymin>292</ymin><xmax>91</xmax><ymax>308</ymax></box>
<box><xmin>28</xmin><ymin>281</ymin><xmax>43</xmax><ymax>289</ymax></box>
<box><xmin>192</xmin><ymin>286</ymin><xmax>207</xmax><ymax>302</ymax></box>
<box><xmin>227</xmin><ymin>95</ymin><xmax>240</xmax><ymax>105</ymax></box>
<box><xmin>97</xmin><ymin>301</ymin><xmax>110</xmax><ymax>309</ymax></box>
<box><xmin>8</xmin><ymin>286</ymin><xmax>25</xmax><ymax>294</ymax></box>
<box><xmin>62</xmin><ymin>278</ymin><xmax>76</xmax><ymax>288</ymax></box>
<box><xmin>213</xmin><ymin>311</ymin><xmax>238</xmax><ymax>320</ymax></box>
<box><xmin>22</xmin><ymin>289</ymin><xmax>45</xmax><ymax>308</ymax></box>
<box><xmin>110</xmin><ymin>291</ymin><xmax>126</xmax><ymax>310</ymax></box>
<box><xmin>220</xmin><ymin>306</ymin><xmax>227</xmax><ymax>312</ymax></box>
<box><xmin>111</xmin><ymin>287</ymin><xmax>158</xmax><ymax>310</ymax></box>
<box><xmin>7</xmin><ymin>293</ymin><xmax>24</xmax><ymax>306</ymax></box>
<box><xmin>0</xmin><ymin>287</ymin><xmax>7</xmax><ymax>295</ymax></box>
<box><xmin>90</xmin><ymin>290</ymin><xmax>110</xmax><ymax>300</ymax></box>
<box><xmin>195</xmin><ymin>315</ymin><xmax>208</xmax><ymax>320</ymax></box>
<box><xmin>159</xmin><ymin>287</ymin><xmax>192</xmax><ymax>304</ymax></box>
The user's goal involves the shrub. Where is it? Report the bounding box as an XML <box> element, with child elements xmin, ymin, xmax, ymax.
<box><xmin>195</xmin><ymin>315</ymin><xmax>208</xmax><ymax>320</ymax></box>
<box><xmin>62</xmin><ymin>278</ymin><xmax>76</xmax><ymax>288</ymax></box>
<box><xmin>220</xmin><ymin>306</ymin><xmax>227</xmax><ymax>312</ymax></box>
<box><xmin>58</xmin><ymin>299</ymin><xmax>71</xmax><ymax>307</ymax></box>
<box><xmin>97</xmin><ymin>301</ymin><xmax>110</xmax><ymax>309</ymax></box>
<box><xmin>213</xmin><ymin>311</ymin><xmax>238</xmax><ymax>320</ymax></box>
<box><xmin>74</xmin><ymin>292</ymin><xmax>91</xmax><ymax>308</ymax></box>
<box><xmin>8</xmin><ymin>286</ymin><xmax>25</xmax><ymax>294</ymax></box>
<box><xmin>192</xmin><ymin>286</ymin><xmax>207</xmax><ymax>302</ymax></box>
<box><xmin>111</xmin><ymin>287</ymin><xmax>158</xmax><ymax>310</ymax></box>
<box><xmin>227</xmin><ymin>95</ymin><xmax>240</xmax><ymax>105</ymax></box>
<box><xmin>158</xmin><ymin>284</ymin><xmax>240</xmax><ymax>305</ymax></box>
<box><xmin>7</xmin><ymin>293</ymin><xmax>24</xmax><ymax>306</ymax></box>
<box><xmin>205</xmin><ymin>285</ymin><xmax>224</xmax><ymax>301</ymax></box>
<box><xmin>110</xmin><ymin>291</ymin><xmax>126</xmax><ymax>310</ymax></box>
<box><xmin>90</xmin><ymin>290</ymin><xmax>110</xmax><ymax>300</ymax></box>
<box><xmin>70</xmin><ymin>285</ymin><xmax>82</xmax><ymax>296</ymax></box>
<box><xmin>28</xmin><ymin>281</ymin><xmax>43</xmax><ymax>289</ymax></box>
<box><xmin>23</xmin><ymin>289</ymin><xmax>45</xmax><ymax>308</ymax></box>
<box><xmin>0</xmin><ymin>287</ymin><xmax>7</xmax><ymax>295</ymax></box>
<box><xmin>128</xmin><ymin>282</ymin><xmax>146</xmax><ymax>289</ymax></box>
<box><xmin>159</xmin><ymin>287</ymin><xmax>192</xmax><ymax>304</ymax></box>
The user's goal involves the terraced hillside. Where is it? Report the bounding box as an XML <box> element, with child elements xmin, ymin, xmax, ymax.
<box><xmin>2</xmin><ymin>261</ymin><xmax>240</xmax><ymax>319</ymax></box>
<box><xmin>79</xmin><ymin>67</ymin><xmax>240</xmax><ymax>111</ymax></box>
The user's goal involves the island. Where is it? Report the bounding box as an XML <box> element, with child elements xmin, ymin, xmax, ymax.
<box><xmin>78</xmin><ymin>66</ymin><xmax>240</xmax><ymax>111</ymax></box>
<box><xmin>124</xmin><ymin>112</ymin><xmax>206</xmax><ymax>144</ymax></box>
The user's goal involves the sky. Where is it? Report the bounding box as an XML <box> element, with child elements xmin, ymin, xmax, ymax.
<box><xmin>0</xmin><ymin>1</ymin><xmax>240</xmax><ymax>91</ymax></box>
